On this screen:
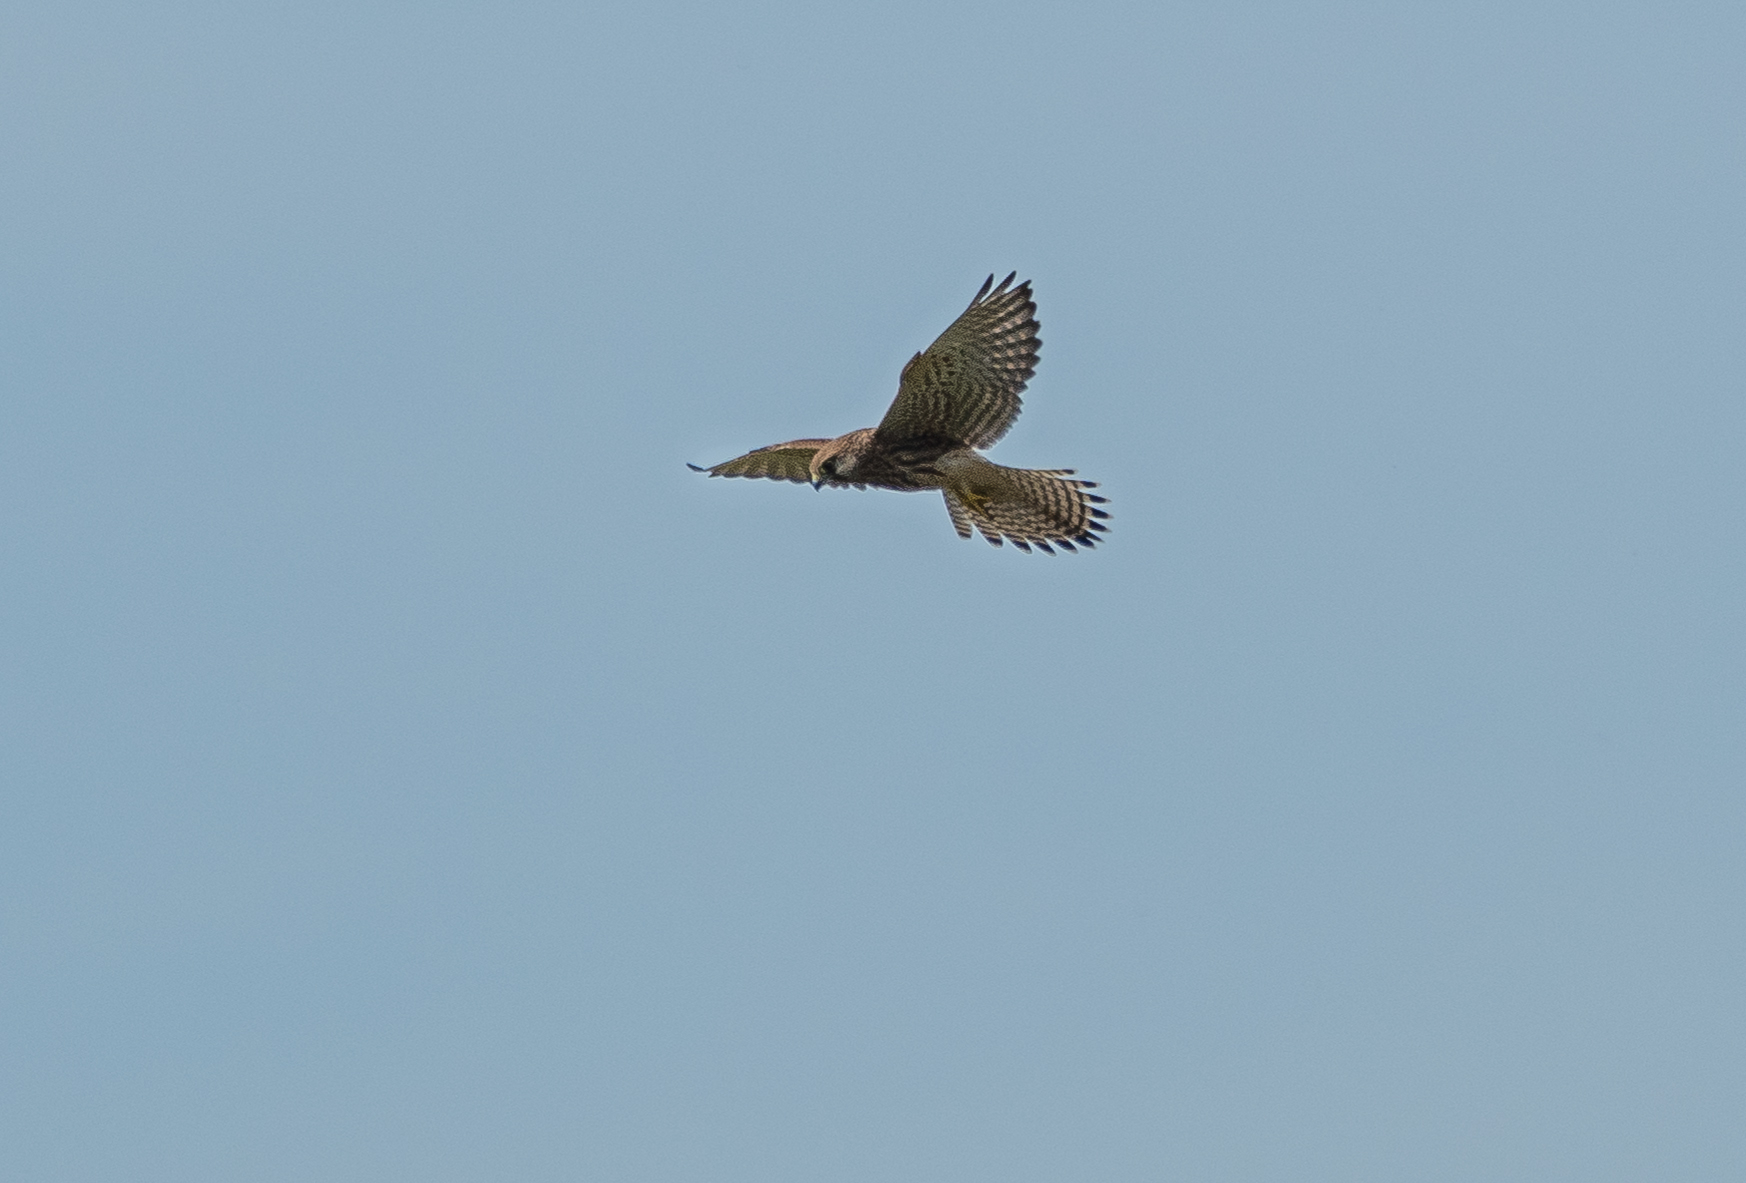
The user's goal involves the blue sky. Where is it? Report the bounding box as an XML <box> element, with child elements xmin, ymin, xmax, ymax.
<box><xmin>4</xmin><ymin>3</ymin><xmax>1743</xmax><ymax>1179</ymax></box>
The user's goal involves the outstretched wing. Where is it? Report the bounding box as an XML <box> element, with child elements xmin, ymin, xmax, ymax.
<box><xmin>874</xmin><ymin>273</ymin><xmax>1040</xmax><ymax>450</ymax></box>
<box><xmin>688</xmin><ymin>439</ymin><xmax>830</xmax><ymax>484</ymax></box>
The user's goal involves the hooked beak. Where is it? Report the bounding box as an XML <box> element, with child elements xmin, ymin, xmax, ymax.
<box><xmin>811</xmin><ymin>478</ymin><xmax>822</xmax><ymax>491</ymax></box>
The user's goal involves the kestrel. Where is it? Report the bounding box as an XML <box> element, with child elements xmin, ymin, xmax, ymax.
<box><xmin>690</xmin><ymin>274</ymin><xmax>1109</xmax><ymax>553</ymax></box>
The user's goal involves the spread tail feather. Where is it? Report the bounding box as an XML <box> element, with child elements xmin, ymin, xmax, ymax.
<box><xmin>942</xmin><ymin>466</ymin><xmax>1110</xmax><ymax>552</ymax></box>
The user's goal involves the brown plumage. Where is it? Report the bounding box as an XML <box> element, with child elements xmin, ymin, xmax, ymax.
<box><xmin>689</xmin><ymin>274</ymin><xmax>1109</xmax><ymax>553</ymax></box>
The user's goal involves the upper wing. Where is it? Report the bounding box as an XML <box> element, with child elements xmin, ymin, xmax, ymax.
<box><xmin>874</xmin><ymin>273</ymin><xmax>1040</xmax><ymax>450</ymax></box>
<box><xmin>687</xmin><ymin>439</ymin><xmax>830</xmax><ymax>484</ymax></box>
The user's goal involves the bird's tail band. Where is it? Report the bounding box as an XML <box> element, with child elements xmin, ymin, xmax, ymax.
<box><xmin>943</xmin><ymin>465</ymin><xmax>1110</xmax><ymax>553</ymax></box>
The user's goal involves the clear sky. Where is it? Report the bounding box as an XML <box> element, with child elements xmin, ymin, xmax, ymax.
<box><xmin>4</xmin><ymin>3</ymin><xmax>1742</xmax><ymax>1180</ymax></box>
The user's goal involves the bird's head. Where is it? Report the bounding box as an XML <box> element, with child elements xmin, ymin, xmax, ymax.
<box><xmin>809</xmin><ymin>436</ymin><xmax>861</xmax><ymax>489</ymax></box>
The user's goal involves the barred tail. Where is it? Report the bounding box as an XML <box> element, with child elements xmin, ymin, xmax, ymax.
<box><xmin>942</xmin><ymin>466</ymin><xmax>1111</xmax><ymax>554</ymax></box>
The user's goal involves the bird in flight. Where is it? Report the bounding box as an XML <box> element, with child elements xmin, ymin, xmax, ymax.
<box><xmin>690</xmin><ymin>274</ymin><xmax>1109</xmax><ymax>553</ymax></box>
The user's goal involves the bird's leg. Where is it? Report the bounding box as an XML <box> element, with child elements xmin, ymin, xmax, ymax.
<box><xmin>936</xmin><ymin>450</ymin><xmax>1005</xmax><ymax>517</ymax></box>
<box><xmin>959</xmin><ymin>488</ymin><xmax>994</xmax><ymax>514</ymax></box>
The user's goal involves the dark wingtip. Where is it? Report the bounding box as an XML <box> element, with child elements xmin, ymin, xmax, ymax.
<box><xmin>1012</xmin><ymin>540</ymin><xmax>1032</xmax><ymax>553</ymax></box>
<box><xmin>686</xmin><ymin>463</ymin><xmax>708</xmax><ymax>472</ymax></box>
<box><xmin>1086</xmin><ymin>494</ymin><xmax>1109</xmax><ymax>504</ymax></box>
<box><xmin>1056</xmin><ymin>539</ymin><xmax>1077</xmax><ymax>553</ymax></box>
<box><xmin>1035</xmin><ymin>542</ymin><xmax>1056</xmax><ymax>555</ymax></box>
<box><xmin>973</xmin><ymin>274</ymin><xmax>995</xmax><ymax>303</ymax></box>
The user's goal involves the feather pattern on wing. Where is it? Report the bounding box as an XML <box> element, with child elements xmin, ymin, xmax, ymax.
<box><xmin>874</xmin><ymin>273</ymin><xmax>1040</xmax><ymax>450</ymax></box>
<box><xmin>689</xmin><ymin>440</ymin><xmax>831</xmax><ymax>484</ymax></box>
